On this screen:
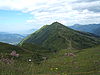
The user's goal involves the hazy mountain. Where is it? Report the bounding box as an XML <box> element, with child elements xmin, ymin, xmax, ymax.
<box><xmin>0</xmin><ymin>32</ymin><xmax>25</xmax><ymax>44</ymax></box>
<box><xmin>70</xmin><ymin>24</ymin><xmax>100</xmax><ymax>36</ymax></box>
<box><xmin>93</xmin><ymin>27</ymin><xmax>100</xmax><ymax>35</ymax></box>
<box><xmin>1</xmin><ymin>22</ymin><xmax>100</xmax><ymax>74</ymax></box>
<box><xmin>19</xmin><ymin>22</ymin><xmax>100</xmax><ymax>50</ymax></box>
<box><xmin>18</xmin><ymin>29</ymin><xmax>37</xmax><ymax>35</ymax></box>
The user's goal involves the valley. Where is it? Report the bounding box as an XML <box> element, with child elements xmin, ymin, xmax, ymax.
<box><xmin>0</xmin><ymin>22</ymin><xmax>100</xmax><ymax>75</ymax></box>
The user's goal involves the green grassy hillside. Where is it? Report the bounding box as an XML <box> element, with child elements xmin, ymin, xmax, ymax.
<box><xmin>0</xmin><ymin>42</ymin><xmax>51</xmax><ymax>63</ymax></box>
<box><xmin>39</xmin><ymin>45</ymin><xmax>100</xmax><ymax>74</ymax></box>
<box><xmin>19</xmin><ymin>22</ymin><xmax>100</xmax><ymax>50</ymax></box>
<box><xmin>1</xmin><ymin>22</ymin><xmax>100</xmax><ymax>75</ymax></box>
<box><xmin>0</xmin><ymin>42</ymin><xmax>24</xmax><ymax>53</ymax></box>
<box><xmin>0</xmin><ymin>45</ymin><xmax>100</xmax><ymax>75</ymax></box>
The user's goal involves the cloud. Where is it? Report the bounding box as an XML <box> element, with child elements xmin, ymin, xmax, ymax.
<box><xmin>73</xmin><ymin>1</ymin><xmax>100</xmax><ymax>13</ymax></box>
<box><xmin>0</xmin><ymin>0</ymin><xmax>100</xmax><ymax>27</ymax></box>
<box><xmin>76</xmin><ymin>0</ymin><xmax>100</xmax><ymax>2</ymax></box>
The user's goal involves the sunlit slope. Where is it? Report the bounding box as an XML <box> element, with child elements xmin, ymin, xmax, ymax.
<box><xmin>35</xmin><ymin>45</ymin><xmax>100</xmax><ymax>75</ymax></box>
<box><xmin>0</xmin><ymin>42</ymin><xmax>24</xmax><ymax>53</ymax></box>
<box><xmin>19</xmin><ymin>22</ymin><xmax>100</xmax><ymax>50</ymax></box>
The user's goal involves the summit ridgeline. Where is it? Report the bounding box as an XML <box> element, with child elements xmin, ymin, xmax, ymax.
<box><xmin>19</xmin><ymin>22</ymin><xmax>100</xmax><ymax>50</ymax></box>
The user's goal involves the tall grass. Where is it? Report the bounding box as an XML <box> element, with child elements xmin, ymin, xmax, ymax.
<box><xmin>0</xmin><ymin>46</ymin><xmax>100</xmax><ymax>75</ymax></box>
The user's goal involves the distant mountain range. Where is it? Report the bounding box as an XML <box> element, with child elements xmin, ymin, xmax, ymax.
<box><xmin>0</xmin><ymin>32</ymin><xmax>25</xmax><ymax>44</ymax></box>
<box><xmin>0</xmin><ymin>23</ymin><xmax>100</xmax><ymax>45</ymax></box>
<box><xmin>0</xmin><ymin>22</ymin><xmax>100</xmax><ymax>74</ymax></box>
<box><xmin>18</xmin><ymin>29</ymin><xmax>37</xmax><ymax>35</ymax></box>
<box><xmin>0</xmin><ymin>28</ymin><xmax>37</xmax><ymax>44</ymax></box>
<box><xmin>70</xmin><ymin>24</ymin><xmax>100</xmax><ymax>36</ymax></box>
<box><xmin>19</xmin><ymin>22</ymin><xmax>100</xmax><ymax>50</ymax></box>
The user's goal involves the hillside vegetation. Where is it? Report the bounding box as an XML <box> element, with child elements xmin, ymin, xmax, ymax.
<box><xmin>0</xmin><ymin>42</ymin><xmax>24</xmax><ymax>53</ymax></box>
<box><xmin>0</xmin><ymin>22</ymin><xmax>100</xmax><ymax>75</ymax></box>
<box><xmin>0</xmin><ymin>45</ymin><xmax>100</xmax><ymax>75</ymax></box>
<box><xmin>19</xmin><ymin>22</ymin><xmax>100</xmax><ymax>50</ymax></box>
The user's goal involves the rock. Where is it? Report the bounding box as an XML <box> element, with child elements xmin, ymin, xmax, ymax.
<box><xmin>64</xmin><ymin>53</ymin><xmax>76</xmax><ymax>57</ymax></box>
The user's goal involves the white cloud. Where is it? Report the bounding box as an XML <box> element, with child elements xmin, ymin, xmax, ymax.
<box><xmin>72</xmin><ymin>1</ymin><xmax>100</xmax><ymax>10</ymax></box>
<box><xmin>0</xmin><ymin>0</ymin><xmax>100</xmax><ymax>28</ymax></box>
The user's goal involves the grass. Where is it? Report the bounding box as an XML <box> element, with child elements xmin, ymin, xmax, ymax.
<box><xmin>19</xmin><ymin>22</ymin><xmax>100</xmax><ymax>50</ymax></box>
<box><xmin>0</xmin><ymin>45</ymin><xmax>100</xmax><ymax>75</ymax></box>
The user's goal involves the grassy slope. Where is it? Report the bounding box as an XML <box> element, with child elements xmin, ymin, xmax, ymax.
<box><xmin>0</xmin><ymin>45</ymin><xmax>100</xmax><ymax>75</ymax></box>
<box><xmin>19</xmin><ymin>22</ymin><xmax>100</xmax><ymax>50</ymax></box>
<box><xmin>0</xmin><ymin>42</ymin><xmax>52</xmax><ymax>62</ymax></box>
<box><xmin>29</xmin><ymin>45</ymin><xmax>99</xmax><ymax>75</ymax></box>
<box><xmin>0</xmin><ymin>42</ymin><xmax>24</xmax><ymax>53</ymax></box>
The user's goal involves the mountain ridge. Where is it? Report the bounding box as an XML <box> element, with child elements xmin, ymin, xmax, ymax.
<box><xmin>19</xmin><ymin>22</ymin><xmax>100</xmax><ymax>50</ymax></box>
<box><xmin>70</xmin><ymin>23</ymin><xmax>100</xmax><ymax>36</ymax></box>
<box><xmin>0</xmin><ymin>32</ymin><xmax>25</xmax><ymax>44</ymax></box>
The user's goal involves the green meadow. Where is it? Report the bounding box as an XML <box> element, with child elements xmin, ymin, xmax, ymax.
<box><xmin>0</xmin><ymin>45</ymin><xmax>100</xmax><ymax>75</ymax></box>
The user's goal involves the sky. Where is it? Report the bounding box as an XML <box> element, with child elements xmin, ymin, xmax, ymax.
<box><xmin>0</xmin><ymin>0</ymin><xmax>100</xmax><ymax>33</ymax></box>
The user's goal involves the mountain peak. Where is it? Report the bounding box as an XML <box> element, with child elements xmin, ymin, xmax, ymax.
<box><xmin>51</xmin><ymin>22</ymin><xmax>64</xmax><ymax>26</ymax></box>
<box><xmin>19</xmin><ymin>22</ymin><xmax>100</xmax><ymax>50</ymax></box>
<box><xmin>74</xmin><ymin>24</ymin><xmax>80</xmax><ymax>26</ymax></box>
